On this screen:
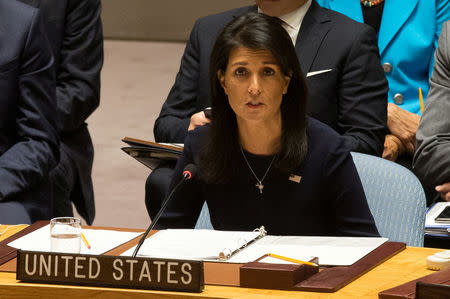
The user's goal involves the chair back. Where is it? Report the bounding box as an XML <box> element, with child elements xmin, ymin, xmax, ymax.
<box><xmin>351</xmin><ymin>152</ymin><xmax>426</xmax><ymax>246</ymax></box>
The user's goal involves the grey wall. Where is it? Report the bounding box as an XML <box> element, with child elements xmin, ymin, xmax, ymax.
<box><xmin>102</xmin><ymin>0</ymin><xmax>253</xmax><ymax>41</ymax></box>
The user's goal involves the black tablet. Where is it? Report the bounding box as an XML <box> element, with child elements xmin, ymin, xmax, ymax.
<box><xmin>435</xmin><ymin>206</ymin><xmax>450</xmax><ymax>223</ymax></box>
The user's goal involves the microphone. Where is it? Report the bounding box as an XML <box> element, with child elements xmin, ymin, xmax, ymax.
<box><xmin>182</xmin><ymin>164</ymin><xmax>196</xmax><ymax>180</ymax></box>
<box><xmin>203</xmin><ymin>107</ymin><xmax>212</xmax><ymax>119</ymax></box>
<box><xmin>132</xmin><ymin>163</ymin><xmax>197</xmax><ymax>257</ymax></box>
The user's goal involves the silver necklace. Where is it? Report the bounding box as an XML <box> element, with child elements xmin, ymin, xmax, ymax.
<box><xmin>240</xmin><ymin>145</ymin><xmax>276</xmax><ymax>194</ymax></box>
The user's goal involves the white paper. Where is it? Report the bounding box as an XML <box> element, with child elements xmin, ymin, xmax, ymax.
<box><xmin>121</xmin><ymin>229</ymin><xmax>387</xmax><ymax>266</ymax></box>
<box><xmin>121</xmin><ymin>229</ymin><xmax>261</xmax><ymax>260</ymax></box>
<box><xmin>159</xmin><ymin>143</ymin><xmax>184</xmax><ymax>148</ymax></box>
<box><xmin>7</xmin><ymin>225</ymin><xmax>141</xmax><ymax>255</ymax></box>
<box><xmin>228</xmin><ymin>236</ymin><xmax>387</xmax><ymax>266</ymax></box>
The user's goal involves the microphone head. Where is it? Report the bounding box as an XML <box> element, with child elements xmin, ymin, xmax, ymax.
<box><xmin>182</xmin><ymin>164</ymin><xmax>197</xmax><ymax>180</ymax></box>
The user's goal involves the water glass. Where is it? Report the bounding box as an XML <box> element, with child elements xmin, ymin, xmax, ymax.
<box><xmin>50</xmin><ymin>217</ymin><xmax>81</xmax><ymax>253</ymax></box>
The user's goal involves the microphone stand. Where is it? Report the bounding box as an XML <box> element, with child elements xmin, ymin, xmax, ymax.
<box><xmin>132</xmin><ymin>171</ymin><xmax>192</xmax><ymax>258</ymax></box>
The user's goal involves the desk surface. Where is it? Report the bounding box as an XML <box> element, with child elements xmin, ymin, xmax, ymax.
<box><xmin>0</xmin><ymin>225</ymin><xmax>444</xmax><ymax>298</ymax></box>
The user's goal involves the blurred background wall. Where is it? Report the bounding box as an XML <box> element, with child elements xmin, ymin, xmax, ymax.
<box><xmin>102</xmin><ymin>0</ymin><xmax>252</xmax><ymax>41</ymax></box>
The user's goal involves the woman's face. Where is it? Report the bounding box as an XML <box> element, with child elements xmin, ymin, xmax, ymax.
<box><xmin>218</xmin><ymin>47</ymin><xmax>290</xmax><ymax>125</ymax></box>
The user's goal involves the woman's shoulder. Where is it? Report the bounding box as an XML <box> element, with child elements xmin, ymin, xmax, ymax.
<box><xmin>184</xmin><ymin>125</ymin><xmax>210</xmax><ymax>151</ymax></box>
<box><xmin>306</xmin><ymin>117</ymin><xmax>349</xmax><ymax>154</ymax></box>
<box><xmin>186</xmin><ymin>125</ymin><xmax>209</xmax><ymax>140</ymax></box>
<box><xmin>305</xmin><ymin>118</ymin><xmax>353</xmax><ymax>172</ymax></box>
<box><xmin>307</xmin><ymin>117</ymin><xmax>340</xmax><ymax>139</ymax></box>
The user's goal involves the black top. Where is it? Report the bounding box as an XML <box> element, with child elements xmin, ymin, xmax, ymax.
<box><xmin>160</xmin><ymin>117</ymin><xmax>380</xmax><ymax>237</ymax></box>
<box><xmin>361</xmin><ymin>2</ymin><xmax>385</xmax><ymax>33</ymax></box>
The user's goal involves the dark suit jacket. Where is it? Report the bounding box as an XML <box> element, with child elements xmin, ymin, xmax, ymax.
<box><xmin>162</xmin><ymin>118</ymin><xmax>380</xmax><ymax>237</ymax></box>
<box><xmin>154</xmin><ymin>1</ymin><xmax>388</xmax><ymax>155</ymax></box>
<box><xmin>0</xmin><ymin>0</ymin><xmax>59</xmax><ymax>221</ymax></box>
<box><xmin>19</xmin><ymin>0</ymin><xmax>103</xmax><ymax>224</ymax></box>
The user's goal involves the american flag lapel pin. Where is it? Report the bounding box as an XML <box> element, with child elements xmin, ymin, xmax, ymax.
<box><xmin>288</xmin><ymin>174</ymin><xmax>302</xmax><ymax>183</ymax></box>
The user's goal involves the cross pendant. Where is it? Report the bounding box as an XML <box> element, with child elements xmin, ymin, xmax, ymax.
<box><xmin>256</xmin><ymin>182</ymin><xmax>264</xmax><ymax>194</ymax></box>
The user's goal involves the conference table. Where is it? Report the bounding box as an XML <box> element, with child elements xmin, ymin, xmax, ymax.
<box><xmin>0</xmin><ymin>224</ymin><xmax>445</xmax><ymax>298</ymax></box>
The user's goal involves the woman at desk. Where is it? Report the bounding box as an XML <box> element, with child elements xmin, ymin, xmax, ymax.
<box><xmin>316</xmin><ymin>0</ymin><xmax>450</xmax><ymax>162</ymax></box>
<box><xmin>161</xmin><ymin>13</ymin><xmax>379</xmax><ymax>237</ymax></box>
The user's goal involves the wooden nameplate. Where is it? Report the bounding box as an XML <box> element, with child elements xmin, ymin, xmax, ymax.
<box><xmin>294</xmin><ymin>241</ymin><xmax>406</xmax><ymax>292</ymax></box>
<box><xmin>16</xmin><ymin>250</ymin><xmax>204</xmax><ymax>292</ymax></box>
<box><xmin>240</xmin><ymin>255</ymin><xmax>319</xmax><ymax>290</ymax></box>
<box><xmin>378</xmin><ymin>267</ymin><xmax>450</xmax><ymax>299</ymax></box>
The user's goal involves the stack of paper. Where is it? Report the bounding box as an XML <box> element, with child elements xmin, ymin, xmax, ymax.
<box><xmin>425</xmin><ymin>202</ymin><xmax>450</xmax><ymax>236</ymax></box>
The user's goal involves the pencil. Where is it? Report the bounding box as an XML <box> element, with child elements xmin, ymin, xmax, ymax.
<box><xmin>267</xmin><ymin>253</ymin><xmax>318</xmax><ymax>266</ymax></box>
<box><xmin>81</xmin><ymin>232</ymin><xmax>91</xmax><ymax>249</ymax></box>
<box><xmin>419</xmin><ymin>87</ymin><xmax>424</xmax><ymax>114</ymax></box>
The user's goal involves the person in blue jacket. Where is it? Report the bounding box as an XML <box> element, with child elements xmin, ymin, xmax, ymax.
<box><xmin>316</xmin><ymin>0</ymin><xmax>450</xmax><ymax>162</ymax></box>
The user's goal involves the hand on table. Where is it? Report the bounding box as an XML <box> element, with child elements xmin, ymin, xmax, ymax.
<box><xmin>188</xmin><ymin>111</ymin><xmax>210</xmax><ymax>131</ymax></box>
<box><xmin>382</xmin><ymin>134</ymin><xmax>405</xmax><ymax>161</ymax></box>
<box><xmin>387</xmin><ymin>103</ymin><xmax>420</xmax><ymax>155</ymax></box>
<box><xmin>436</xmin><ymin>182</ymin><xmax>450</xmax><ymax>201</ymax></box>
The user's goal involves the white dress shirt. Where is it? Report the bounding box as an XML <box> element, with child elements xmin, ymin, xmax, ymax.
<box><xmin>258</xmin><ymin>0</ymin><xmax>312</xmax><ymax>45</ymax></box>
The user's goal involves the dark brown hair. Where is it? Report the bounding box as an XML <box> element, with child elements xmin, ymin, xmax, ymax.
<box><xmin>200</xmin><ymin>12</ymin><xmax>308</xmax><ymax>183</ymax></box>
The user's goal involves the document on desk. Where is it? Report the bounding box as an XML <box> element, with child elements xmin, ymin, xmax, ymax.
<box><xmin>122</xmin><ymin>229</ymin><xmax>262</xmax><ymax>260</ymax></box>
<box><xmin>121</xmin><ymin>229</ymin><xmax>387</xmax><ymax>266</ymax></box>
<box><xmin>425</xmin><ymin>201</ymin><xmax>450</xmax><ymax>235</ymax></box>
<box><xmin>7</xmin><ymin>225</ymin><xmax>141</xmax><ymax>255</ymax></box>
<box><xmin>228</xmin><ymin>235</ymin><xmax>387</xmax><ymax>265</ymax></box>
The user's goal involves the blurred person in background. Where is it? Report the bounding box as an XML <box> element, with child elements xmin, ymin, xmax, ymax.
<box><xmin>316</xmin><ymin>0</ymin><xmax>450</xmax><ymax>163</ymax></box>
<box><xmin>0</xmin><ymin>0</ymin><xmax>59</xmax><ymax>224</ymax></box>
<box><xmin>20</xmin><ymin>0</ymin><xmax>104</xmax><ymax>225</ymax></box>
<box><xmin>414</xmin><ymin>21</ymin><xmax>450</xmax><ymax>204</ymax></box>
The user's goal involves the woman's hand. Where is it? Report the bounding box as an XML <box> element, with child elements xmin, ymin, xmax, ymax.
<box><xmin>382</xmin><ymin>134</ymin><xmax>405</xmax><ymax>161</ymax></box>
<box><xmin>188</xmin><ymin>111</ymin><xmax>211</xmax><ymax>131</ymax></box>
<box><xmin>436</xmin><ymin>182</ymin><xmax>450</xmax><ymax>201</ymax></box>
<box><xmin>387</xmin><ymin>103</ymin><xmax>420</xmax><ymax>154</ymax></box>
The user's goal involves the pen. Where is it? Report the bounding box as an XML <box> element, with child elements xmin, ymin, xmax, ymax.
<box><xmin>419</xmin><ymin>87</ymin><xmax>424</xmax><ymax>114</ymax></box>
<box><xmin>81</xmin><ymin>232</ymin><xmax>91</xmax><ymax>249</ymax></box>
<box><xmin>267</xmin><ymin>253</ymin><xmax>318</xmax><ymax>266</ymax></box>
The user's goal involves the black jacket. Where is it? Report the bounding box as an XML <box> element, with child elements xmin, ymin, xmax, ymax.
<box><xmin>0</xmin><ymin>0</ymin><xmax>59</xmax><ymax>221</ymax></box>
<box><xmin>20</xmin><ymin>0</ymin><xmax>103</xmax><ymax>224</ymax></box>
<box><xmin>154</xmin><ymin>1</ymin><xmax>388</xmax><ymax>156</ymax></box>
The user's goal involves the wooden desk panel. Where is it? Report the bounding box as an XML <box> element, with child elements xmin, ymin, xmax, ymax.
<box><xmin>0</xmin><ymin>247</ymin><xmax>443</xmax><ymax>298</ymax></box>
<box><xmin>0</xmin><ymin>224</ymin><xmax>28</xmax><ymax>240</ymax></box>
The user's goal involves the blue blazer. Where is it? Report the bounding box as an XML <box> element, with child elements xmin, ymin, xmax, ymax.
<box><xmin>316</xmin><ymin>0</ymin><xmax>450</xmax><ymax>114</ymax></box>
